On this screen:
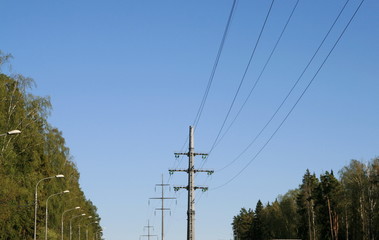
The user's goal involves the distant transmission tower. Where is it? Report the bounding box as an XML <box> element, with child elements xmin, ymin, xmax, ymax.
<box><xmin>149</xmin><ymin>174</ymin><xmax>176</xmax><ymax>240</ymax></box>
<box><xmin>169</xmin><ymin>126</ymin><xmax>214</xmax><ymax>240</ymax></box>
<box><xmin>139</xmin><ymin>220</ymin><xmax>158</xmax><ymax>240</ymax></box>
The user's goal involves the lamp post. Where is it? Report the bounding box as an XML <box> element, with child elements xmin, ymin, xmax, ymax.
<box><xmin>70</xmin><ymin>214</ymin><xmax>85</xmax><ymax>240</ymax></box>
<box><xmin>45</xmin><ymin>190</ymin><xmax>69</xmax><ymax>240</ymax></box>
<box><xmin>78</xmin><ymin>216</ymin><xmax>92</xmax><ymax>240</ymax></box>
<box><xmin>95</xmin><ymin>230</ymin><xmax>102</xmax><ymax>240</ymax></box>
<box><xmin>61</xmin><ymin>207</ymin><xmax>80</xmax><ymax>240</ymax></box>
<box><xmin>85</xmin><ymin>221</ymin><xmax>98</xmax><ymax>240</ymax></box>
<box><xmin>0</xmin><ymin>129</ymin><xmax>21</xmax><ymax>137</ymax></box>
<box><xmin>34</xmin><ymin>174</ymin><xmax>65</xmax><ymax>240</ymax></box>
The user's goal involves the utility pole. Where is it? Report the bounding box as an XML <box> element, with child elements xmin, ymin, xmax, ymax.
<box><xmin>169</xmin><ymin>126</ymin><xmax>214</xmax><ymax>240</ymax></box>
<box><xmin>150</xmin><ymin>174</ymin><xmax>176</xmax><ymax>240</ymax></box>
<box><xmin>140</xmin><ymin>220</ymin><xmax>158</xmax><ymax>240</ymax></box>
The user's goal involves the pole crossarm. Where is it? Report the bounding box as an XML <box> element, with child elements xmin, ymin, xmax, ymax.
<box><xmin>174</xmin><ymin>152</ymin><xmax>208</xmax><ymax>157</ymax></box>
<box><xmin>173</xmin><ymin>186</ymin><xmax>188</xmax><ymax>191</ymax></box>
<box><xmin>195</xmin><ymin>169</ymin><xmax>214</xmax><ymax>175</ymax></box>
<box><xmin>194</xmin><ymin>186</ymin><xmax>209</xmax><ymax>192</ymax></box>
<box><xmin>150</xmin><ymin>197</ymin><xmax>176</xmax><ymax>200</ymax></box>
<box><xmin>173</xmin><ymin>186</ymin><xmax>209</xmax><ymax>192</ymax></box>
<box><xmin>169</xmin><ymin>169</ymin><xmax>214</xmax><ymax>175</ymax></box>
<box><xmin>169</xmin><ymin>169</ymin><xmax>188</xmax><ymax>174</ymax></box>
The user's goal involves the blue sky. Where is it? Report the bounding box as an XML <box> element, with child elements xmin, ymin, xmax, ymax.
<box><xmin>1</xmin><ymin>0</ymin><xmax>378</xmax><ymax>239</ymax></box>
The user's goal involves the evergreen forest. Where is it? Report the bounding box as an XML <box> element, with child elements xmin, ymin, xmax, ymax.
<box><xmin>0</xmin><ymin>51</ymin><xmax>103</xmax><ymax>239</ymax></box>
<box><xmin>232</xmin><ymin>158</ymin><xmax>379</xmax><ymax>240</ymax></box>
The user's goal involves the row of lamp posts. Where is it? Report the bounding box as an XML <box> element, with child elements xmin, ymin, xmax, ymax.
<box><xmin>34</xmin><ymin>174</ymin><xmax>101</xmax><ymax>240</ymax></box>
<box><xmin>1</xmin><ymin>129</ymin><xmax>101</xmax><ymax>240</ymax></box>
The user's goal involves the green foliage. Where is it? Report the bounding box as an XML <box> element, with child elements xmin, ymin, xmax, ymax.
<box><xmin>252</xmin><ymin>200</ymin><xmax>265</xmax><ymax>240</ymax></box>
<box><xmin>0</xmin><ymin>51</ymin><xmax>102</xmax><ymax>239</ymax></box>
<box><xmin>232</xmin><ymin>158</ymin><xmax>379</xmax><ymax>240</ymax></box>
<box><xmin>232</xmin><ymin>208</ymin><xmax>254</xmax><ymax>240</ymax></box>
<box><xmin>297</xmin><ymin>169</ymin><xmax>318</xmax><ymax>240</ymax></box>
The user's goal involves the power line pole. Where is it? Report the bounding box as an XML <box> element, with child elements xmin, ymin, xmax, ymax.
<box><xmin>169</xmin><ymin>126</ymin><xmax>214</xmax><ymax>240</ymax></box>
<box><xmin>140</xmin><ymin>220</ymin><xmax>158</xmax><ymax>240</ymax></box>
<box><xmin>149</xmin><ymin>174</ymin><xmax>176</xmax><ymax>240</ymax></box>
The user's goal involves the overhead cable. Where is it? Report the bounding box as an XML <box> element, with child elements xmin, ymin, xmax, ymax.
<box><xmin>212</xmin><ymin>0</ymin><xmax>365</xmax><ymax>190</ymax></box>
<box><xmin>192</xmin><ymin>0</ymin><xmax>238</xmax><ymax>129</ymax></box>
<box><xmin>207</xmin><ymin>0</ymin><xmax>276</xmax><ymax>155</ymax></box>
<box><xmin>216</xmin><ymin>0</ymin><xmax>351</xmax><ymax>172</ymax></box>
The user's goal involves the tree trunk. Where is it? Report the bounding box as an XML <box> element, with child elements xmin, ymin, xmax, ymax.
<box><xmin>345</xmin><ymin>206</ymin><xmax>349</xmax><ymax>240</ymax></box>
<box><xmin>307</xmin><ymin>199</ymin><xmax>312</xmax><ymax>240</ymax></box>
<box><xmin>327</xmin><ymin>197</ymin><xmax>334</xmax><ymax>240</ymax></box>
<box><xmin>311</xmin><ymin>199</ymin><xmax>316</xmax><ymax>240</ymax></box>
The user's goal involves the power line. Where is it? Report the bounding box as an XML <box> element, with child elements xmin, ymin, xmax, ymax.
<box><xmin>199</xmin><ymin>0</ymin><xmax>298</xmax><ymax>175</ymax></box>
<box><xmin>172</xmin><ymin>0</ymin><xmax>238</xmax><ymax>179</ymax></box>
<box><xmin>192</xmin><ymin>0</ymin><xmax>238</xmax><ymax>129</ymax></box>
<box><xmin>207</xmin><ymin>0</ymin><xmax>275</xmax><ymax>155</ymax></box>
<box><xmin>212</xmin><ymin>0</ymin><xmax>300</xmax><ymax>151</ymax></box>
<box><xmin>212</xmin><ymin>0</ymin><xmax>366</xmax><ymax>190</ymax></box>
<box><xmin>215</xmin><ymin>0</ymin><xmax>351</xmax><ymax>172</ymax></box>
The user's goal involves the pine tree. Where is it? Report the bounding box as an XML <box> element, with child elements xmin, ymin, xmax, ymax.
<box><xmin>297</xmin><ymin>169</ymin><xmax>319</xmax><ymax>240</ymax></box>
<box><xmin>252</xmin><ymin>200</ymin><xmax>265</xmax><ymax>240</ymax></box>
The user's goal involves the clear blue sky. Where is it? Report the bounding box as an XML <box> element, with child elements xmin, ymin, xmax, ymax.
<box><xmin>1</xmin><ymin>0</ymin><xmax>378</xmax><ymax>239</ymax></box>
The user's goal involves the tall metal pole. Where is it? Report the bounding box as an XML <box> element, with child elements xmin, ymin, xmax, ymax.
<box><xmin>161</xmin><ymin>176</ymin><xmax>165</xmax><ymax>240</ymax></box>
<box><xmin>46</xmin><ymin>192</ymin><xmax>66</xmax><ymax>240</ymax></box>
<box><xmin>62</xmin><ymin>207</ymin><xmax>80</xmax><ymax>240</ymax></box>
<box><xmin>85</xmin><ymin>221</ymin><xmax>98</xmax><ymax>240</ymax></box>
<box><xmin>34</xmin><ymin>175</ymin><xmax>64</xmax><ymax>240</ymax></box>
<box><xmin>70</xmin><ymin>214</ymin><xmax>85</xmax><ymax>240</ymax></box>
<box><xmin>35</xmin><ymin>177</ymin><xmax>53</xmax><ymax>240</ymax></box>
<box><xmin>188</xmin><ymin>126</ymin><xmax>195</xmax><ymax>240</ymax></box>
<box><xmin>169</xmin><ymin>126</ymin><xmax>214</xmax><ymax>240</ymax></box>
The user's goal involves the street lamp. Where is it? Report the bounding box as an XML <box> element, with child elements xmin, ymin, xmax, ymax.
<box><xmin>78</xmin><ymin>216</ymin><xmax>92</xmax><ymax>240</ymax></box>
<box><xmin>34</xmin><ymin>174</ymin><xmax>65</xmax><ymax>240</ymax></box>
<box><xmin>61</xmin><ymin>206</ymin><xmax>80</xmax><ymax>240</ymax></box>
<box><xmin>85</xmin><ymin>221</ymin><xmax>98</xmax><ymax>240</ymax></box>
<box><xmin>0</xmin><ymin>129</ymin><xmax>21</xmax><ymax>137</ymax></box>
<box><xmin>95</xmin><ymin>230</ymin><xmax>103</xmax><ymax>240</ymax></box>
<box><xmin>70</xmin><ymin>213</ymin><xmax>85</xmax><ymax>240</ymax></box>
<box><xmin>45</xmin><ymin>190</ymin><xmax>70</xmax><ymax>240</ymax></box>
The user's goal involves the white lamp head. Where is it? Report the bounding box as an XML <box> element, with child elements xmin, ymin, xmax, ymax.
<box><xmin>63</xmin><ymin>190</ymin><xmax>70</xmax><ymax>193</ymax></box>
<box><xmin>55</xmin><ymin>174</ymin><xmax>64</xmax><ymax>178</ymax></box>
<box><xmin>75</xmin><ymin>206</ymin><xmax>81</xmax><ymax>209</ymax></box>
<box><xmin>7</xmin><ymin>130</ymin><xmax>21</xmax><ymax>135</ymax></box>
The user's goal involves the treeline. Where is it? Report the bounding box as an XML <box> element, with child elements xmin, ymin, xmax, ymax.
<box><xmin>232</xmin><ymin>158</ymin><xmax>379</xmax><ymax>240</ymax></box>
<box><xmin>0</xmin><ymin>51</ymin><xmax>102</xmax><ymax>239</ymax></box>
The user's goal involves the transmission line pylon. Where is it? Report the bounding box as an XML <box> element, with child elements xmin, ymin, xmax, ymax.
<box><xmin>169</xmin><ymin>126</ymin><xmax>214</xmax><ymax>240</ymax></box>
<box><xmin>149</xmin><ymin>174</ymin><xmax>176</xmax><ymax>240</ymax></box>
<box><xmin>139</xmin><ymin>220</ymin><xmax>158</xmax><ymax>240</ymax></box>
